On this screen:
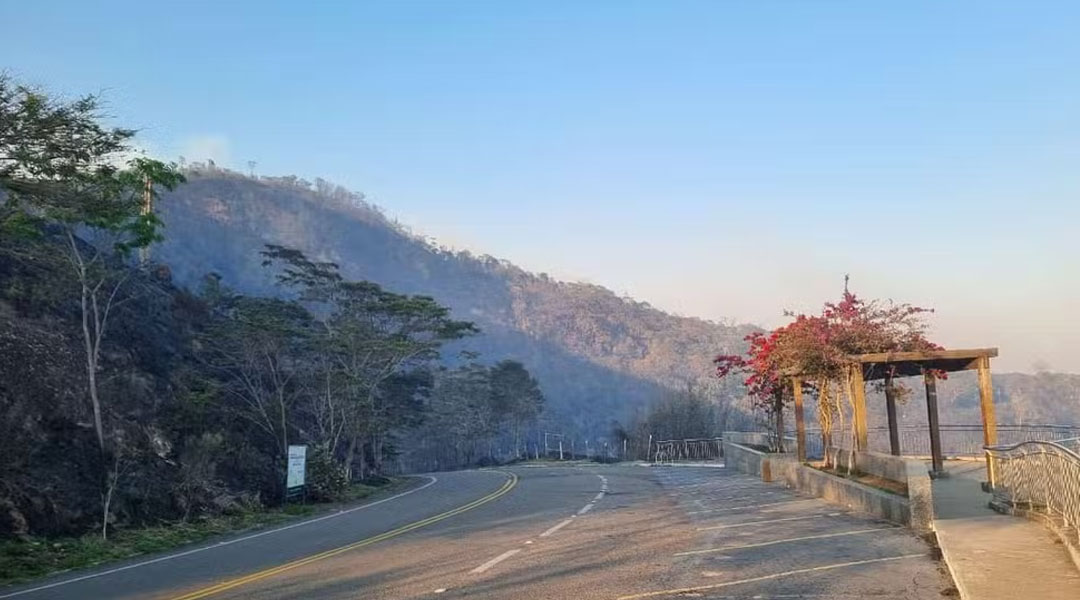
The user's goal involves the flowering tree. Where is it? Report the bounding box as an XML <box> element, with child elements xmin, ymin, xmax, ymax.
<box><xmin>715</xmin><ymin>282</ymin><xmax>941</xmax><ymax>463</ymax></box>
<box><xmin>715</xmin><ymin>329</ymin><xmax>789</xmax><ymax>450</ymax></box>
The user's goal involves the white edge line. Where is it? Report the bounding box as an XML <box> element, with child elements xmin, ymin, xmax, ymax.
<box><xmin>686</xmin><ymin>498</ymin><xmax>819</xmax><ymax>515</ymax></box>
<box><xmin>470</xmin><ymin>549</ymin><xmax>522</xmax><ymax>574</ymax></box>
<box><xmin>616</xmin><ymin>554</ymin><xmax>926</xmax><ymax>599</ymax></box>
<box><xmin>675</xmin><ymin>527</ymin><xmax>899</xmax><ymax>556</ymax></box>
<box><xmin>0</xmin><ymin>475</ymin><xmax>440</xmax><ymax>599</ymax></box>
<box><xmin>539</xmin><ymin>519</ymin><xmax>574</xmax><ymax>538</ymax></box>
<box><xmin>697</xmin><ymin>513</ymin><xmax>842</xmax><ymax>531</ymax></box>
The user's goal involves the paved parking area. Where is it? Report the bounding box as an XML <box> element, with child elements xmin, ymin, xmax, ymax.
<box><xmin>620</xmin><ymin>467</ymin><xmax>955</xmax><ymax>599</ymax></box>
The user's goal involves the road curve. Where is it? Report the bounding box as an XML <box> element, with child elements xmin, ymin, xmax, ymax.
<box><xmin>1</xmin><ymin>465</ymin><xmax>958</xmax><ymax>600</ymax></box>
<box><xmin>0</xmin><ymin>470</ymin><xmax>515</xmax><ymax>600</ymax></box>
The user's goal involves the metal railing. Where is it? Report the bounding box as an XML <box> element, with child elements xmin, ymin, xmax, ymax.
<box><xmin>789</xmin><ymin>424</ymin><xmax>1080</xmax><ymax>459</ymax></box>
<box><xmin>985</xmin><ymin>437</ymin><xmax>1080</xmax><ymax>546</ymax></box>
<box><xmin>651</xmin><ymin>437</ymin><xmax>724</xmax><ymax>464</ymax></box>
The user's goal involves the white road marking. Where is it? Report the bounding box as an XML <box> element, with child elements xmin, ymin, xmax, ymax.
<box><xmin>696</xmin><ymin>513</ymin><xmax>842</xmax><ymax>531</ymax></box>
<box><xmin>0</xmin><ymin>475</ymin><xmax>441</xmax><ymax>599</ymax></box>
<box><xmin>695</xmin><ymin>492</ymin><xmax>790</xmax><ymax>501</ymax></box>
<box><xmin>675</xmin><ymin>526</ymin><xmax>899</xmax><ymax>556</ymax></box>
<box><xmin>616</xmin><ymin>554</ymin><xmax>926</xmax><ymax>599</ymax></box>
<box><xmin>434</xmin><ymin>588</ymin><xmax>447</xmax><ymax>593</ymax></box>
<box><xmin>467</xmin><ymin>471</ymin><xmax>608</xmax><ymax>578</ymax></box>
<box><xmin>686</xmin><ymin>498</ymin><xmax>819</xmax><ymax>515</ymax></box>
<box><xmin>540</xmin><ymin>519</ymin><xmax>575</xmax><ymax>538</ymax></box>
<box><xmin>575</xmin><ymin>473</ymin><xmax>606</xmax><ymax>516</ymax></box>
<box><xmin>470</xmin><ymin>549</ymin><xmax>522</xmax><ymax>574</ymax></box>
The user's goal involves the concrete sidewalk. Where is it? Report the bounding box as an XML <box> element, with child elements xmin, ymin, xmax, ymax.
<box><xmin>933</xmin><ymin>460</ymin><xmax>1080</xmax><ymax>600</ymax></box>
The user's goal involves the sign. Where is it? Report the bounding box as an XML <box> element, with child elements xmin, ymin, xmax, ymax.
<box><xmin>286</xmin><ymin>445</ymin><xmax>307</xmax><ymax>489</ymax></box>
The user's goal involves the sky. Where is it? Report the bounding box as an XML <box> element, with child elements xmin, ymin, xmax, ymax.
<box><xmin>4</xmin><ymin>1</ymin><xmax>1079</xmax><ymax>372</ymax></box>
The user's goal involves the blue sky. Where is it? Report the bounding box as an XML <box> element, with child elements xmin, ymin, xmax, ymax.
<box><xmin>5</xmin><ymin>1</ymin><xmax>1079</xmax><ymax>371</ymax></box>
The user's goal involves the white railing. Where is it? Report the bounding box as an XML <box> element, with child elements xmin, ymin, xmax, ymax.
<box><xmin>651</xmin><ymin>437</ymin><xmax>724</xmax><ymax>464</ymax></box>
<box><xmin>986</xmin><ymin>438</ymin><xmax>1080</xmax><ymax>547</ymax></box>
<box><xmin>793</xmin><ymin>424</ymin><xmax>1080</xmax><ymax>459</ymax></box>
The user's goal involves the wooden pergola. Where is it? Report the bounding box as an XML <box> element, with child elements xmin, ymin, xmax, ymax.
<box><xmin>790</xmin><ymin>348</ymin><xmax>999</xmax><ymax>477</ymax></box>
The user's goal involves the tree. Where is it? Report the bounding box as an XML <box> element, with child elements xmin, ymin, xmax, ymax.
<box><xmin>0</xmin><ymin>76</ymin><xmax>184</xmax><ymax>537</ymax></box>
<box><xmin>201</xmin><ymin>294</ymin><xmax>315</xmax><ymax>466</ymax></box>
<box><xmin>259</xmin><ymin>245</ymin><xmax>478</xmax><ymax>479</ymax></box>
<box><xmin>489</xmin><ymin>360</ymin><xmax>544</xmax><ymax>458</ymax></box>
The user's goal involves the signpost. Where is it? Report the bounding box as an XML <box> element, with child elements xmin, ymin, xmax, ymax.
<box><xmin>286</xmin><ymin>445</ymin><xmax>307</xmax><ymax>502</ymax></box>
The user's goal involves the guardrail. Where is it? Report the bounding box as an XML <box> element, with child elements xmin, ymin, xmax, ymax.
<box><xmin>985</xmin><ymin>437</ymin><xmax>1080</xmax><ymax>547</ymax></box>
<box><xmin>790</xmin><ymin>424</ymin><xmax>1080</xmax><ymax>459</ymax></box>
<box><xmin>652</xmin><ymin>437</ymin><xmax>724</xmax><ymax>464</ymax></box>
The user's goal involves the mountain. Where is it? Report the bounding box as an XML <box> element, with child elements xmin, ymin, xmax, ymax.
<box><xmin>154</xmin><ymin>166</ymin><xmax>756</xmax><ymax>437</ymax></box>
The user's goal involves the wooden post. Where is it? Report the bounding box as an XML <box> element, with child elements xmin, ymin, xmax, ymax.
<box><xmin>977</xmin><ymin>356</ymin><xmax>998</xmax><ymax>447</ymax></box>
<box><xmin>977</xmin><ymin>355</ymin><xmax>998</xmax><ymax>483</ymax></box>
<box><xmin>792</xmin><ymin>377</ymin><xmax>806</xmax><ymax>462</ymax></box>
<box><xmin>924</xmin><ymin>370</ymin><xmax>945</xmax><ymax>476</ymax></box>
<box><xmin>774</xmin><ymin>395</ymin><xmax>785</xmax><ymax>452</ymax></box>
<box><xmin>850</xmin><ymin>365</ymin><xmax>869</xmax><ymax>451</ymax></box>
<box><xmin>820</xmin><ymin>380</ymin><xmax>832</xmax><ymax>455</ymax></box>
<box><xmin>884</xmin><ymin>375</ymin><xmax>901</xmax><ymax>456</ymax></box>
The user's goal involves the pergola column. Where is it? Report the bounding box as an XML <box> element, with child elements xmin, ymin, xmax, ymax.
<box><xmin>884</xmin><ymin>375</ymin><xmax>901</xmax><ymax>456</ymax></box>
<box><xmin>977</xmin><ymin>356</ymin><xmax>997</xmax><ymax>446</ymax></box>
<box><xmin>792</xmin><ymin>377</ymin><xmax>806</xmax><ymax>462</ymax></box>
<box><xmin>977</xmin><ymin>355</ymin><xmax>997</xmax><ymax>482</ymax></box>
<box><xmin>923</xmin><ymin>370</ymin><xmax>945</xmax><ymax>476</ymax></box>
<box><xmin>849</xmin><ymin>365</ymin><xmax>868</xmax><ymax>451</ymax></box>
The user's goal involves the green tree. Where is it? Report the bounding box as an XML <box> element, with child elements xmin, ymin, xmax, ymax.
<box><xmin>200</xmin><ymin>294</ymin><xmax>315</xmax><ymax>468</ymax></box>
<box><xmin>260</xmin><ymin>245</ymin><xmax>477</xmax><ymax>478</ymax></box>
<box><xmin>489</xmin><ymin>360</ymin><xmax>544</xmax><ymax>458</ymax></box>
<box><xmin>0</xmin><ymin>76</ymin><xmax>184</xmax><ymax>538</ymax></box>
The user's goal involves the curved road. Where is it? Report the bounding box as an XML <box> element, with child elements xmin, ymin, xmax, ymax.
<box><xmin>2</xmin><ymin>467</ymin><xmax>653</xmax><ymax>600</ymax></box>
<box><xmin>2</xmin><ymin>465</ymin><xmax>956</xmax><ymax>600</ymax></box>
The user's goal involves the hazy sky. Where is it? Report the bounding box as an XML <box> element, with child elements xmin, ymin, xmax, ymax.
<box><xmin>5</xmin><ymin>1</ymin><xmax>1079</xmax><ymax>372</ymax></box>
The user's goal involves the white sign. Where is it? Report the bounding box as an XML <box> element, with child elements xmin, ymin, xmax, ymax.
<box><xmin>286</xmin><ymin>445</ymin><xmax>307</xmax><ymax>488</ymax></box>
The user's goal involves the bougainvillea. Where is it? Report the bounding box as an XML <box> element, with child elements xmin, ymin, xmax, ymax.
<box><xmin>715</xmin><ymin>283</ymin><xmax>942</xmax><ymax>455</ymax></box>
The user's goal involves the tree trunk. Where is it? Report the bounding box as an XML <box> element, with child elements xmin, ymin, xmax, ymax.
<box><xmin>76</xmin><ymin>264</ymin><xmax>106</xmax><ymax>454</ymax></box>
<box><xmin>345</xmin><ymin>433</ymin><xmax>358</xmax><ymax>481</ymax></box>
<box><xmin>358</xmin><ymin>442</ymin><xmax>367</xmax><ymax>481</ymax></box>
<box><xmin>774</xmin><ymin>395</ymin><xmax>785</xmax><ymax>453</ymax></box>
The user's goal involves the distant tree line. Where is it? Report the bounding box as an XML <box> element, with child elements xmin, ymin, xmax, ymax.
<box><xmin>612</xmin><ymin>382</ymin><xmax>754</xmax><ymax>460</ymax></box>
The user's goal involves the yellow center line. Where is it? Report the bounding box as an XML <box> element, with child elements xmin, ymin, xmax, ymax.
<box><xmin>168</xmin><ymin>471</ymin><xmax>518</xmax><ymax>600</ymax></box>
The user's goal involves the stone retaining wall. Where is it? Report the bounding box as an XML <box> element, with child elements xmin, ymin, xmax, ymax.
<box><xmin>722</xmin><ymin>436</ymin><xmax>933</xmax><ymax>532</ymax></box>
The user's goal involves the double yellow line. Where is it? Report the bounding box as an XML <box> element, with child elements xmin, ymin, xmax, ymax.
<box><xmin>170</xmin><ymin>472</ymin><xmax>518</xmax><ymax>600</ymax></box>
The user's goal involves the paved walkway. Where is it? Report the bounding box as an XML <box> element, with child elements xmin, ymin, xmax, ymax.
<box><xmin>626</xmin><ymin>466</ymin><xmax>952</xmax><ymax>599</ymax></box>
<box><xmin>933</xmin><ymin>460</ymin><xmax>1080</xmax><ymax>600</ymax></box>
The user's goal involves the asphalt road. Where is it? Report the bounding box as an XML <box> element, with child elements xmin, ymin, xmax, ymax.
<box><xmin>1</xmin><ymin>464</ymin><xmax>956</xmax><ymax>600</ymax></box>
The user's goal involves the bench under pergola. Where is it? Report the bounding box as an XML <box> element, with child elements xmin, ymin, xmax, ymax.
<box><xmin>790</xmin><ymin>348</ymin><xmax>999</xmax><ymax>476</ymax></box>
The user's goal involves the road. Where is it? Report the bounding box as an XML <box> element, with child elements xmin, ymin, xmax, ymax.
<box><xmin>1</xmin><ymin>465</ymin><xmax>956</xmax><ymax>599</ymax></box>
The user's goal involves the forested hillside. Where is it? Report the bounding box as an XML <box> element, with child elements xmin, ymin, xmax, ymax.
<box><xmin>154</xmin><ymin>167</ymin><xmax>756</xmax><ymax>436</ymax></box>
<box><xmin>0</xmin><ymin>78</ymin><xmax>546</xmax><ymax>544</ymax></box>
<box><xmin>154</xmin><ymin>169</ymin><xmax>1080</xmax><ymax>435</ymax></box>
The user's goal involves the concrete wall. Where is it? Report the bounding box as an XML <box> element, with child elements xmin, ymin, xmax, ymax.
<box><xmin>723</xmin><ymin>437</ymin><xmax>933</xmax><ymax>532</ymax></box>
<box><xmin>724</xmin><ymin>432</ymin><xmax>772</xmax><ymax>448</ymax></box>
<box><xmin>827</xmin><ymin>447</ymin><xmax>909</xmax><ymax>484</ymax></box>
<box><xmin>770</xmin><ymin>457</ymin><xmax>912</xmax><ymax>525</ymax></box>
<box><xmin>722</xmin><ymin>440</ymin><xmax>774</xmax><ymax>481</ymax></box>
<box><xmin>725</xmin><ymin>431</ymin><xmax>796</xmax><ymax>454</ymax></box>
